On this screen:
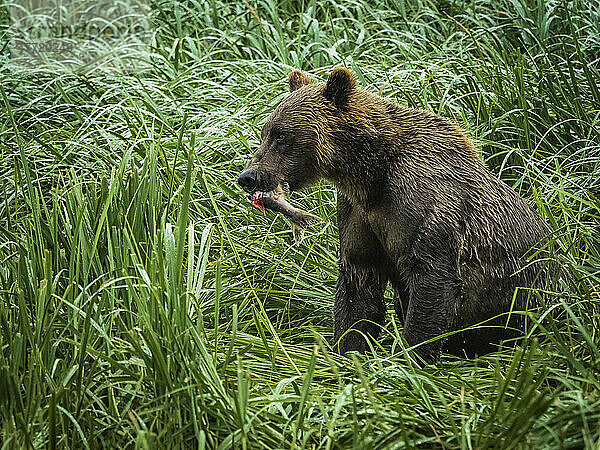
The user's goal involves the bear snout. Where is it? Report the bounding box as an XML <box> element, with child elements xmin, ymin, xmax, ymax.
<box><xmin>238</xmin><ymin>169</ymin><xmax>259</xmax><ymax>193</ymax></box>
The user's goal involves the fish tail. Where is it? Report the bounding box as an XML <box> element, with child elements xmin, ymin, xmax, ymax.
<box><xmin>291</xmin><ymin>223</ymin><xmax>305</xmax><ymax>246</ymax></box>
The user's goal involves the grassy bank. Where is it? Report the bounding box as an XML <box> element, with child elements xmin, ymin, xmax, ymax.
<box><xmin>1</xmin><ymin>0</ymin><xmax>599</xmax><ymax>448</ymax></box>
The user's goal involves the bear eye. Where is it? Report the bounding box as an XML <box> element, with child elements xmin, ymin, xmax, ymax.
<box><xmin>272</xmin><ymin>130</ymin><xmax>290</xmax><ymax>147</ymax></box>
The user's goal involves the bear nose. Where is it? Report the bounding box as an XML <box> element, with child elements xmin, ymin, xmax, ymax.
<box><xmin>238</xmin><ymin>169</ymin><xmax>259</xmax><ymax>192</ymax></box>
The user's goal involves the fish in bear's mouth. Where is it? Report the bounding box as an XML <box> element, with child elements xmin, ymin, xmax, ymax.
<box><xmin>249</xmin><ymin>184</ymin><xmax>321</xmax><ymax>243</ymax></box>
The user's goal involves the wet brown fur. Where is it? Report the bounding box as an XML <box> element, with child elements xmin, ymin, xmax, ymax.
<box><xmin>240</xmin><ymin>68</ymin><xmax>552</xmax><ymax>363</ymax></box>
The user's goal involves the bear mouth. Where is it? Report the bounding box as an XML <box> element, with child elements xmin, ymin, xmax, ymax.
<box><xmin>251</xmin><ymin>180</ymin><xmax>290</xmax><ymax>195</ymax></box>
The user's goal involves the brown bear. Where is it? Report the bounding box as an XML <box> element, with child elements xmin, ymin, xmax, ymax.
<box><xmin>238</xmin><ymin>68</ymin><xmax>553</xmax><ymax>363</ymax></box>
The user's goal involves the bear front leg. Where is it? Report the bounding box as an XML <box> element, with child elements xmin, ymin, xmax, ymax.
<box><xmin>403</xmin><ymin>267</ymin><xmax>460</xmax><ymax>364</ymax></box>
<box><xmin>333</xmin><ymin>263</ymin><xmax>386</xmax><ymax>354</ymax></box>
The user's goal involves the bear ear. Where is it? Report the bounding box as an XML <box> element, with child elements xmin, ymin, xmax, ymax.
<box><xmin>288</xmin><ymin>70</ymin><xmax>313</xmax><ymax>92</ymax></box>
<box><xmin>324</xmin><ymin>67</ymin><xmax>356</xmax><ymax>110</ymax></box>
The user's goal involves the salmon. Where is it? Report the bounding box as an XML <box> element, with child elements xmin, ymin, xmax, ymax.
<box><xmin>252</xmin><ymin>187</ymin><xmax>321</xmax><ymax>243</ymax></box>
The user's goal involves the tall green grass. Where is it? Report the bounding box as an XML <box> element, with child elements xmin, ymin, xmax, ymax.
<box><xmin>1</xmin><ymin>0</ymin><xmax>599</xmax><ymax>448</ymax></box>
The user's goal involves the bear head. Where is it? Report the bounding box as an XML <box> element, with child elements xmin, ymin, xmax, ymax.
<box><xmin>237</xmin><ymin>68</ymin><xmax>357</xmax><ymax>194</ymax></box>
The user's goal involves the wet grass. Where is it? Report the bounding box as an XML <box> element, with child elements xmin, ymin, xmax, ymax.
<box><xmin>1</xmin><ymin>0</ymin><xmax>599</xmax><ymax>448</ymax></box>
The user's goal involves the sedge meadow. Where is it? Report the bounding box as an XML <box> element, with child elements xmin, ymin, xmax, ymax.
<box><xmin>1</xmin><ymin>0</ymin><xmax>599</xmax><ymax>448</ymax></box>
